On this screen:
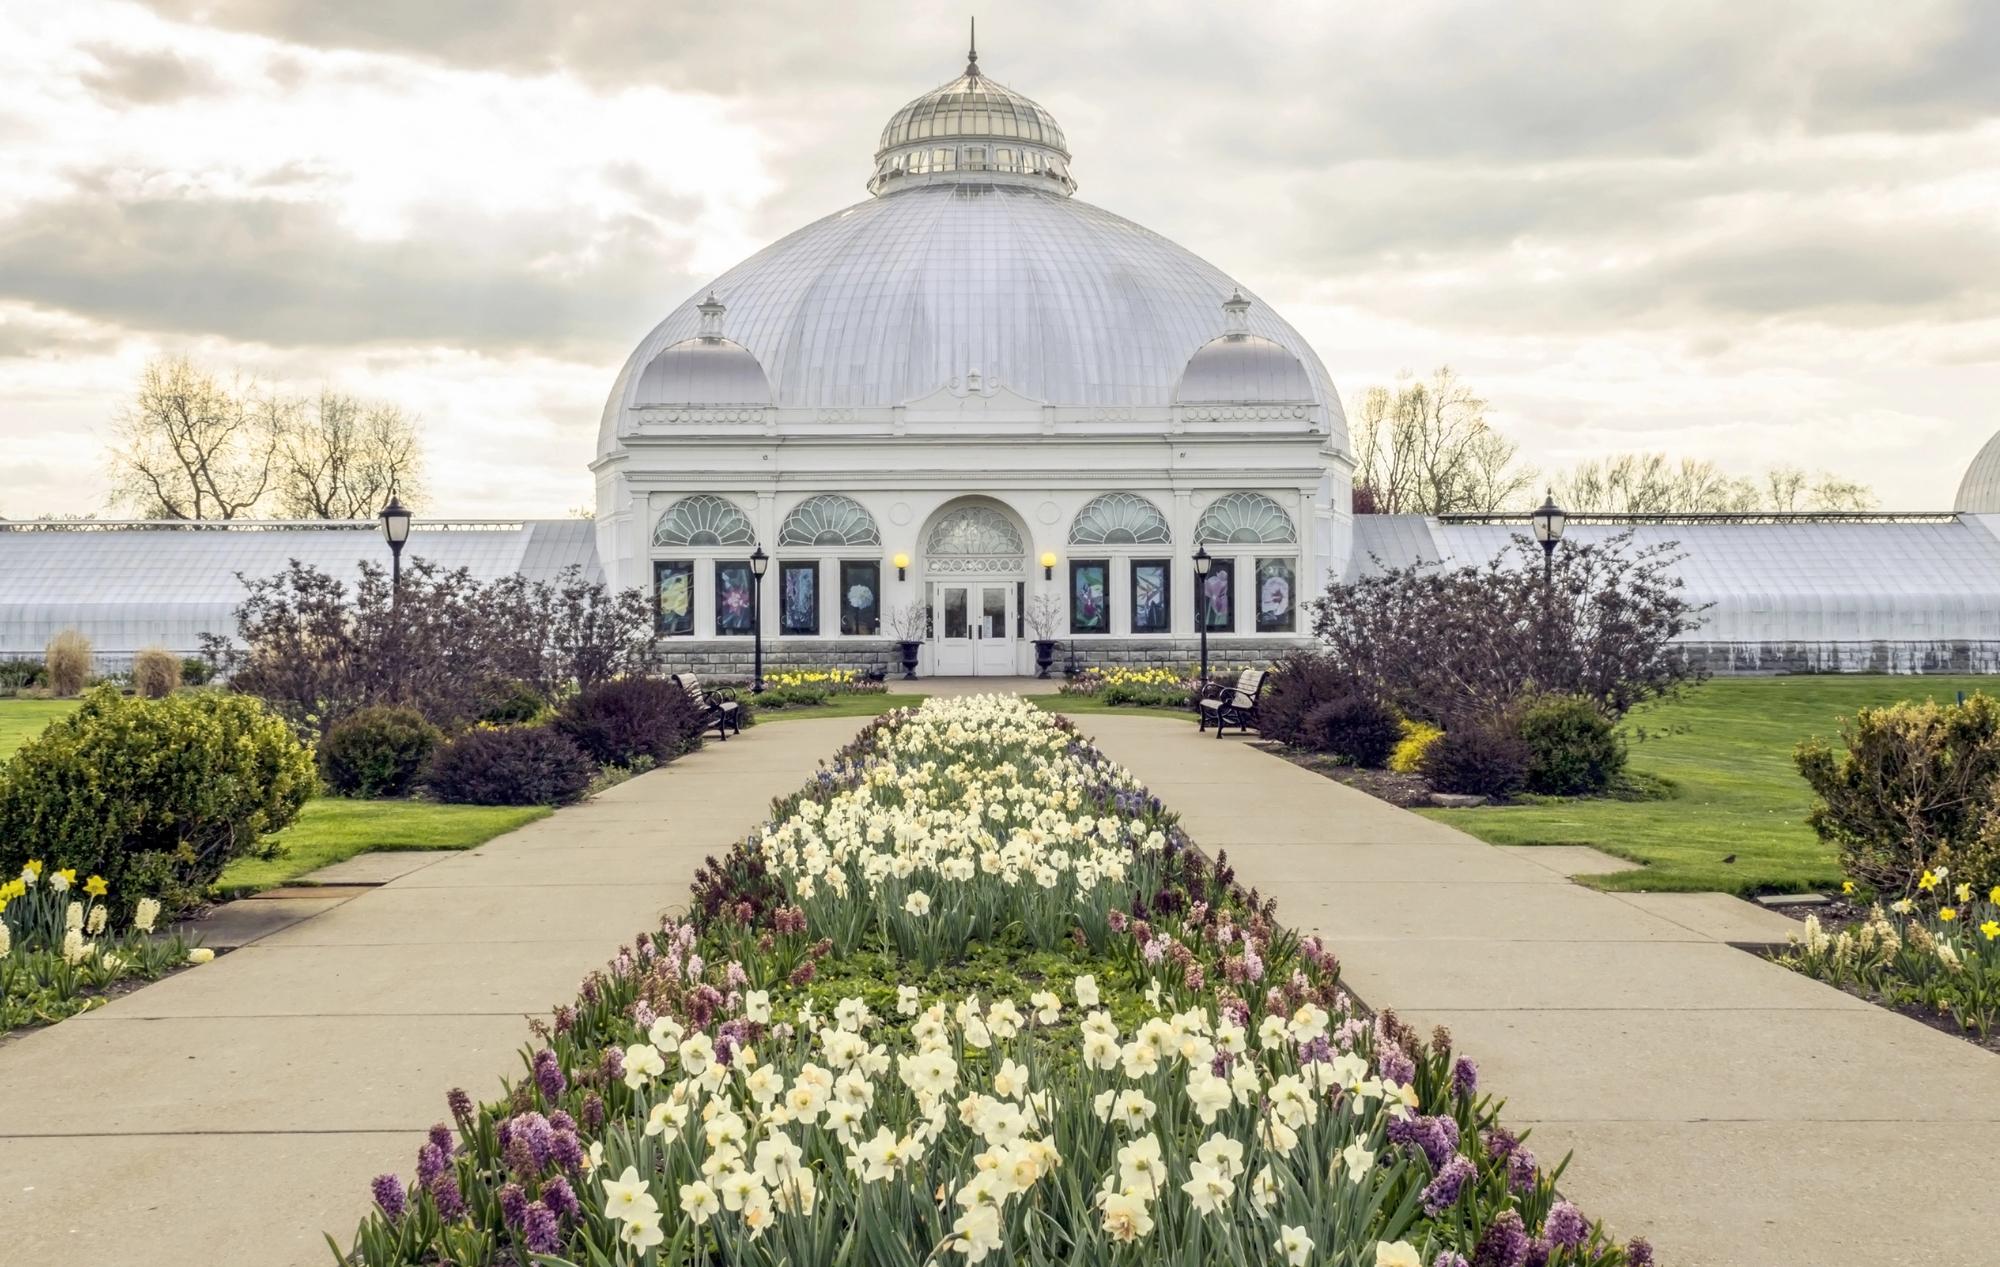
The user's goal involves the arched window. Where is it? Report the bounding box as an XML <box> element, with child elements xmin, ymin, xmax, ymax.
<box><xmin>1194</xmin><ymin>492</ymin><xmax>1297</xmax><ymax>545</ymax></box>
<box><xmin>653</xmin><ymin>494</ymin><xmax>757</xmax><ymax>547</ymax></box>
<box><xmin>926</xmin><ymin>505</ymin><xmax>1023</xmax><ymax>555</ymax></box>
<box><xmin>1069</xmin><ymin>493</ymin><xmax>1172</xmax><ymax>546</ymax></box>
<box><xmin>778</xmin><ymin>495</ymin><xmax>881</xmax><ymax>547</ymax></box>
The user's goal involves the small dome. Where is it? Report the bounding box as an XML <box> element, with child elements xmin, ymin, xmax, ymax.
<box><xmin>869</xmin><ymin>34</ymin><xmax>1074</xmax><ymax>197</ymax></box>
<box><xmin>1176</xmin><ymin>291</ymin><xmax>1313</xmax><ymax>404</ymax></box>
<box><xmin>1958</xmin><ymin>430</ymin><xmax>2000</xmax><ymax>512</ymax></box>
<box><xmin>632</xmin><ymin>293</ymin><xmax>771</xmax><ymax>407</ymax></box>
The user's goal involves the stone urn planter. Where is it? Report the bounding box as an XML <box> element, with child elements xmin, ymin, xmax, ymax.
<box><xmin>1033</xmin><ymin>639</ymin><xmax>1058</xmax><ymax>679</ymax></box>
<box><xmin>897</xmin><ymin>640</ymin><xmax>922</xmax><ymax>680</ymax></box>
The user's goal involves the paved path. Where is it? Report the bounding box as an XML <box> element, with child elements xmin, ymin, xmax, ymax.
<box><xmin>0</xmin><ymin>716</ymin><xmax>861</xmax><ymax>1267</ymax></box>
<box><xmin>1064</xmin><ymin>711</ymin><xmax>2000</xmax><ymax>1267</ymax></box>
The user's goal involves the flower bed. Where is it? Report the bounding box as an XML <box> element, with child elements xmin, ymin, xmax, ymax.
<box><xmin>0</xmin><ymin>861</ymin><xmax>206</xmax><ymax>1033</ymax></box>
<box><xmin>739</xmin><ymin>669</ymin><xmax>887</xmax><ymax>711</ymax></box>
<box><xmin>343</xmin><ymin>696</ymin><xmax>1652</xmax><ymax>1266</ymax></box>
<box><xmin>1056</xmin><ymin>666</ymin><xmax>1202</xmax><ymax>709</ymax></box>
<box><xmin>1777</xmin><ymin>871</ymin><xmax>2000</xmax><ymax>1044</ymax></box>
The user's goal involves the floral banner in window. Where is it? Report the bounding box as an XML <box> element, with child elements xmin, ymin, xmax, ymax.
<box><xmin>714</xmin><ymin>561</ymin><xmax>754</xmax><ymax>635</ymax></box>
<box><xmin>1200</xmin><ymin>558</ymin><xmax>1235</xmax><ymax>632</ymax></box>
<box><xmin>840</xmin><ymin>561</ymin><xmax>881</xmax><ymax>635</ymax></box>
<box><xmin>1256</xmin><ymin>558</ymin><xmax>1296</xmax><ymax>633</ymax></box>
<box><xmin>780</xmin><ymin>561</ymin><xmax>819</xmax><ymax>636</ymax></box>
<box><xmin>654</xmin><ymin>560</ymin><xmax>694</xmax><ymax>637</ymax></box>
<box><xmin>1131</xmin><ymin>560</ymin><xmax>1171</xmax><ymax>634</ymax></box>
<box><xmin>1069</xmin><ymin>560</ymin><xmax>1109</xmax><ymax>634</ymax></box>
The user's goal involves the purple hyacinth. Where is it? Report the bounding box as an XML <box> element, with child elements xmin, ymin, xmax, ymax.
<box><xmin>1523</xmin><ymin>1241</ymin><xmax>1551</xmax><ymax>1267</ymax></box>
<box><xmin>1451</xmin><ymin>1057</ymin><xmax>1479</xmax><ymax>1098</ymax></box>
<box><xmin>522</xmin><ymin>1201</ymin><xmax>561</xmax><ymax>1254</ymax></box>
<box><xmin>1432</xmin><ymin>1255</ymin><xmax>1471</xmax><ymax>1267</ymax></box>
<box><xmin>430</xmin><ymin>1173</ymin><xmax>466</xmax><ymax>1222</ymax></box>
<box><xmin>1387</xmin><ymin>1113</ymin><xmax>1461</xmax><ymax>1171</ymax></box>
<box><xmin>1299</xmin><ymin>1035</ymin><xmax>1332</xmax><ymax>1065</ymax></box>
<box><xmin>581</xmin><ymin>1091</ymin><xmax>606</xmax><ymax>1132</ymax></box>
<box><xmin>533</xmin><ymin>1048</ymin><xmax>567</xmax><ymax>1100</ymax></box>
<box><xmin>601</xmin><ymin>1045</ymin><xmax>625</xmax><ymax>1082</ymax></box>
<box><xmin>1625</xmin><ymin>1239</ymin><xmax>1654</xmax><ymax>1267</ymax></box>
<box><xmin>1508</xmin><ymin>1147</ymin><xmax>1539</xmax><ymax>1194</ymax></box>
<box><xmin>371</xmin><ymin>1174</ymin><xmax>407</xmax><ymax>1222</ymax></box>
<box><xmin>428</xmin><ymin>1121</ymin><xmax>455</xmax><ymax>1155</ymax></box>
<box><xmin>416</xmin><ymin>1141</ymin><xmax>449</xmax><ymax>1187</ymax></box>
<box><xmin>1421</xmin><ymin>1156</ymin><xmax>1476</xmax><ymax>1215</ymax></box>
<box><xmin>541</xmin><ymin>1174</ymin><xmax>581</xmax><ymax>1221</ymax></box>
<box><xmin>1377</xmin><ymin>1045</ymin><xmax>1417</xmax><ymax>1086</ymax></box>
<box><xmin>447</xmin><ymin>1087</ymin><xmax>473</xmax><ymax>1123</ymax></box>
<box><xmin>549</xmin><ymin>1126</ymin><xmax>584</xmax><ymax>1172</ymax></box>
<box><xmin>498</xmin><ymin>1181</ymin><xmax>528</xmax><ymax>1230</ymax></box>
<box><xmin>1544</xmin><ymin>1200</ymin><xmax>1588</xmax><ymax>1249</ymax></box>
<box><xmin>1482</xmin><ymin>1126</ymin><xmax>1518</xmax><ymax>1160</ymax></box>
<box><xmin>1472</xmin><ymin>1211</ymin><xmax>1530</xmax><ymax>1267</ymax></box>
<box><xmin>549</xmin><ymin>1110</ymin><xmax>577</xmax><ymax>1135</ymax></box>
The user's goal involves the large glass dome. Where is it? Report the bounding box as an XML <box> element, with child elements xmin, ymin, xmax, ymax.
<box><xmin>600</xmin><ymin>43</ymin><xmax>1346</xmax><ymax>453</ymax></box>
<box><xmin>1958</xmin><ymin>429</ymin><xmax>2000</xmax><ymax>513</ymax></box>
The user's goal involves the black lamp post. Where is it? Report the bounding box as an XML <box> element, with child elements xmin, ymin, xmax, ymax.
<box><xmin>378</xmin><ymin>495</ymin><xmax>413</xmax><ymax>598</ymax></box>
<box><xmin>749</xmin><ymin>546</ymin><xmax>769</xmax><ymax>693</ymax></box>
<box><xmin>1192</xmin><ymin>544</ymin><xmax>1213</xmax><ymax>685</ymax></box>
<box><xmin>1530</xmin><ymin>493</ymin><xmax>1567</xmax><ymax>584</ymax></box>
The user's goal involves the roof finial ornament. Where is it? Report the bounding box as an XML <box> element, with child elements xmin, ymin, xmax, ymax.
<box><xmin>966</xmin><ymin>17</ymin><xmax>979</xmax><ymax>76</ymax></box>
<box><xmin>697</xmin><ymin>290</ymin><xmax>726</xmax><ymax>341</ymax></box>
<box><xmin>1222</xmin><ymin>288</ymin><xmax>1251</xmax><ymax>336</ymax></box>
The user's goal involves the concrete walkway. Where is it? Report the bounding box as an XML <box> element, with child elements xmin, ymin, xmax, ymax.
<box><xmin>1064</xmin><ymin>712</ymin><xmax>2000</xmax><ymax>1267</ymax></box>
<box><xmin>0</xmin><ymin>716</ymin><xmax>862</xmax><ymax>1267</ymax></box>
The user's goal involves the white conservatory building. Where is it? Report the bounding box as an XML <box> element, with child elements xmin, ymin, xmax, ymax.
<box><xmin>3</xmin><ymin>43</ymin><xmax>2000</xmax><ymax>676</ymax></box>
<box><xmin>591</xmin><ymin>44</ymin><xmax>1344</xmax><ymax>677</ymax></box>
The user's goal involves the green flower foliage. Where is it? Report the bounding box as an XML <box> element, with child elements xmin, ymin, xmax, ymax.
<box><xmin>0</xmin><ymin>686</ymin><xmax>317</xmax><ymax>913</ymax></box>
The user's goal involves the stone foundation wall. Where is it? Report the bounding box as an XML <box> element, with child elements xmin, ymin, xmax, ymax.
<box><xmin>652</xmin><ymin>639</ymin><xmax>901</xmax><ymax>677</ymax></box>
<box><xmin>1041</xmin><ymin>638</ymin><xmax>1311</xmax><ymax>672</ymax></box>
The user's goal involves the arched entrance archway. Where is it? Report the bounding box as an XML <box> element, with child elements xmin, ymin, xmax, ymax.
<box><xmin>917</xmin><ymin>497</ymin><xmax>1030</xmax><ymax>676</ymax></box>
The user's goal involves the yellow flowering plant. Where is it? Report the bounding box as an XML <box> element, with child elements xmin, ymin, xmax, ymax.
<box><xmin>1778</xmin><ymin>878</ymin><xmax>2000</xmax><ymax>1039</ymax></box>
<box><xmin>0</xmin><ymin>872</ymin><xmax>205</xmax><ymax>1035</ymax></box>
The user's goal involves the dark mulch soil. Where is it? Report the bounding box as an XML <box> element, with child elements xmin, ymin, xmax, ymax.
<box><xmin>1267</xmin><ymin>745</ymin><xmax>1435</xmax><ymax>808</ymax></box>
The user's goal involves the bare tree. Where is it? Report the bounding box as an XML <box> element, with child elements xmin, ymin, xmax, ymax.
<box><xmin>1553</xmin><ymin>453</ymin><xmax>1876</xmax><ymax>513</ymax></box>
<box><xmin>1350</xmin><ymin>367</ymin><xmax>1534</xmax><ymax>514</ymax></box>
<box><xmin>108</xmin><ymin>356</ymin><xmax>277</xmax><ymax>519</ymax></box>
<box><xmin>271</xmin><ymin>387</ymin><xmax>426</xmax><ymax>518</ymax></box>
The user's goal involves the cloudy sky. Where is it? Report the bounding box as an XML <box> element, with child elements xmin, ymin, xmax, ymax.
<box><xmin>2</xmin><ymin>0</ymin><xmax>1997</xmax><ymax>517</ymax></box>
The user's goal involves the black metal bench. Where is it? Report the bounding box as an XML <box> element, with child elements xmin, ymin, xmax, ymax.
<box><xmin>672</xmin><ymin>672</ymin><xmax>742</xmax><ymax>740</ymax></box>
<box><xmin>1197</xmin><ymin>668</ymin><xmax>1268</xmax><ymax>738</ymax></box>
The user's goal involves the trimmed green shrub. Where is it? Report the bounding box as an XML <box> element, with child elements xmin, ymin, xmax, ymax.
<box><xmin>476</xmin><ymin>679</ymin><xmax>548</xmax><ymax>726</ymax></box>
<box><xmin>1519</xmin><ymin>693</ymin><xmax>1626</xmax><ymax>795</ymax></box>
<box><xmin>0</xmin><ymin>686</ymin><xmax>316</xmax><ymax>913</ymax></box>
<box><xmin>1303</xmin><ymin>693</ymin><xmax>1402</xmax><ymax>768</ymax></box>
<box><xmin>317</xmin><ymin>706</ymin><xmax>442</xmax><ymax>798</ymax></box>
<box><xmin>555</xmin><ymin>677</ymin><xmax>705</xmax><ymax>767</ymax></box>
<box><xmin>1797</xmin><ymin>694</ymin><xmax>2000</xmax><ymax>895</ymax></box>
<box><xmin>1421</xmin><ymin>722</ymin><xmax>1531</xmax><ymax>798</ymax></box>
<box><xmin>44</xmin><ymin>630</ymin><xmax>90</xmax><ymax>696</ymax></box>
<box><xmin>424</xmin><ymin>725</ymin><xmax>597</xmax><ymax>806</ymax></box>
<box><xmin>131</xmin><ymin>647</ymin><xmax>182</xmax><ymax>699</ymax></box>
<box><xmin>180</xmin><ymin>656</ymin><xmax>215</xmax><ymax>687</ymax></box>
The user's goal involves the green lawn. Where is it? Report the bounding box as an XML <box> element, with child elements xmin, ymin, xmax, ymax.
<box><xmin>0</xmin><ymin>697</ymin><xmax>79</xmax><ymax>759</ymax></box>
<box><xmin>217</xmin><ymin>798</ymin><xmax>548</xmax><ymax>893</ymax></box>
<box><xmin>1423</xmin><ymin>676</ymin><xmax>1997</xmax><ymax>895</ymax></box>
<box><xmin>1038</xmin><ymin>696</ymin><xmax>1197</xmax><ymax>718</ymax></box>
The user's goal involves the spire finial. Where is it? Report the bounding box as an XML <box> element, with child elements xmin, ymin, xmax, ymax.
<box><xmin>697</xmin><ymin>291</ymin><xmax>726</xmax><ymax>340</ymax></box>
<box><xmin>966</xmin><ymin>17</ymin><xmax>979</xmax><ymax>75</ymax></box>
<box><xmin>1222</xmin><ymin>288</ymin><xmax>1251</xmax><ymax>335</ymax></box>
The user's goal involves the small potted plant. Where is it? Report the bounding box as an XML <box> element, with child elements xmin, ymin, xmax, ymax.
<box><xmin>1025</xmin><ymin>594</ymin><xmax>1064</xmax><ymax>679</ymax></box>
<box><xmin>886</xmin><ymin>602</ymin><xmax>926</xmax><ymax>680</ymax></box>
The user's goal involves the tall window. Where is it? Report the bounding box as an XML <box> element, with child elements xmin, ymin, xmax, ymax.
<box><xmin>840</xmin><ymin>561</ymin><xmax>881</xmax><ymax>635</ymax></box>
<box><xmin>654</xmin><ymin>561</ymin><xmax>694</xmax><ymax>636</ymax></box>
<box><xmin>715</xmin><ymin>561</ymin><xmax>754</xmax><ymax>635</ymax></box>
<box><xmin>1255</xmin><ymin>558</ymin><xmax>1296</xmax><ymax>633</ymax></box>
<box><xmin>779</xmin><ymin>561</ymin><xmax>819</xmax><ymax>635</ymax></box>
<box><xmin>1200</xmin><ymin>558</ymin><xmax>1236</xmax><ymax>633</ymax></box>
<box><xmin>654</xmin><ymin>494</ymin><xmax>757</xmax><ymax>547</ymax></box>
<box><xmin>1131</xmin><ymin>560</ymin><xmax>1172</xmax><ymax>634</ymax></box>
<box><xmin>1069</xmin><ymin>560</ymin><xmax>1110</xmax><ymax>634</ymax></box>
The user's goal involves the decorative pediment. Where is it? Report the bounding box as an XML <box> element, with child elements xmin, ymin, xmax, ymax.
<box><xmin>901</xmin><ymin>374</ymin><xmax>1047</xmax><ymax>419</ymax></box>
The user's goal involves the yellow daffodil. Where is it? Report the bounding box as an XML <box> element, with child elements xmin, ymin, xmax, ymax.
<box><xmin>1955</xmin><ymin>882</ymin><xmax>1972</xmax><ymax>904</ymax></box>
<box><xmin>1917</xmin><ymin>870</ymin><xmax>1939</xmax><ymax>891</ymax></box>
<box><xmin>1990</xmin><ymin>886</ymin><xmax>2000</xmax><ymax>905</ymax></box>
<box><xmin>1841</xmin><ymin>881</ymin><xmax>1855</xmax><ymax>895</ymax></box>
<box><xmin>84</xmin><ymin>875</ymin><xmax>108</xmax><ymax>898</ymax></box>
<box><xmin>1938</xmin><ymin>907</ymin><xmax>1957</xmax><ymax>923</ymax></box>
<box><xmin>1980</xmin><ymin>920</ymin><xmax>1999</xmax><ymax>942</ymax></box>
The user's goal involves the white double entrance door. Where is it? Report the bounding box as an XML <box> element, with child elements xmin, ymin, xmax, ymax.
<box><xmin>931</xmin><ymin>581</ymin><xmax>1017</xmax><ymax>676</ymax></box>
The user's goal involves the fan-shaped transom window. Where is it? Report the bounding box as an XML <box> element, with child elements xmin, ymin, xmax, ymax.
<box><xmin>1069</xmin><ymin>493</ymin><xmax>1171</xmax><ymax>546</ymax></box>
<box><xmin>778</xmin><ymin>495</ymin><xmax>881</xmax><ymax>547</ymax></box>
<box><xmin>926</xmin><ymin>505</ymin><xmax>1024</xmax><ymax>556</ymax></box>
<box><xmin>1194</xmin><ymin>492</ymin><xmax>1297</xmax><ymax>545</ymax></box>
<box><xmin>653</xmin><ymin>494</ymin><xmax>757</xmax><ymax>547</ymax></box>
